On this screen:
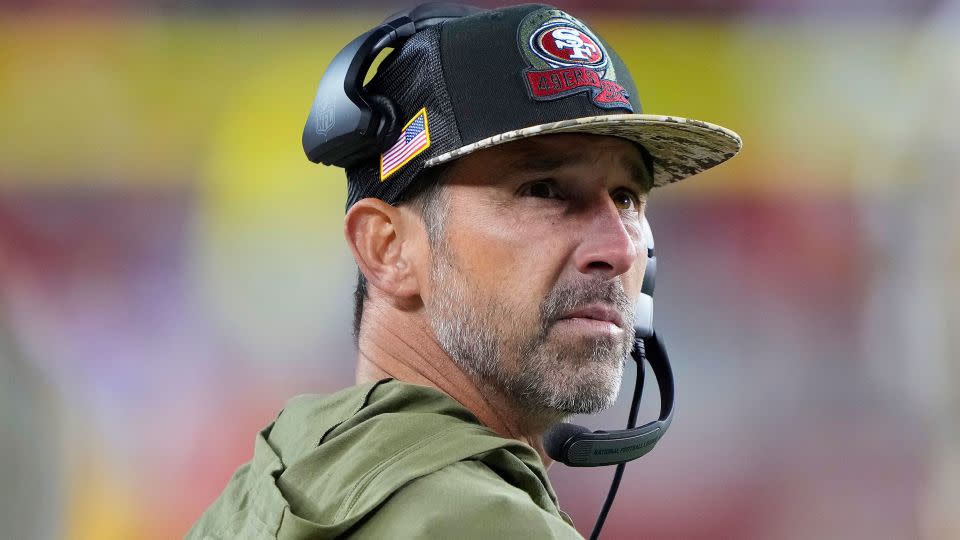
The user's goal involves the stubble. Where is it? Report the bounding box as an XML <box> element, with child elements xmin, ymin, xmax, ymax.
<box><xmin>428</xmin><ymin>241</ymin><xmax>635</xmax><ymax>418</ymax></box>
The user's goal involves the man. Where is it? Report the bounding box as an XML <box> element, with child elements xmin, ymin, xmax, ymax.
<box><xmin>189</xmin><ymin>3</ymin><xmax>740</xmax><ymax>538</ymax></box>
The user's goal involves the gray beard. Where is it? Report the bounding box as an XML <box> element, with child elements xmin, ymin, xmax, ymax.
<box><xmin>428</xmin><ymin>247</ymin><xmax>635</xmax><ymax>418</ymax></box>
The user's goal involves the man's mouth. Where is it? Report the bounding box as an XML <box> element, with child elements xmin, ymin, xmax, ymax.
<box><xmin>557</xmin><ymin>303</ymin><xmax>624</xmax><ymax>331</ymax></box>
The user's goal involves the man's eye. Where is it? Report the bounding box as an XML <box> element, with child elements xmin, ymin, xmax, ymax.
<box><xmin>611</xmin><ymin>188</ymin><xmax>641</xmax><ymax>212</ymax></box>
<box><xmin>520</xmin><ymin>180</ymin><xmax>562</xmax><ymax>199</ymax></box>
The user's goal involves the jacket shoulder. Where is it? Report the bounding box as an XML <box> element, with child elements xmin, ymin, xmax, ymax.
<box><xmin>188</xmin><ymin>380</ymin><xmax>552</xmax><ymax>539</ymax></box>
<box><xmin>349</xmin><ymin>460</ymin><xmax>584</xmax><ymax>539</ymax></box>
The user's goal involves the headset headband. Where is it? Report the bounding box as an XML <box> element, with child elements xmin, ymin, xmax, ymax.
<box><xmin>303</xmin><ymin>3</ymin><xmax>484</xmax><ymax>168</ymax></box>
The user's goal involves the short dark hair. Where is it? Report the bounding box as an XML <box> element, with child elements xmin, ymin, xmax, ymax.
<box><xmin>352</xmin><ymin>163</ymin><xmax>451</xmax><ymax>344</ymax></box>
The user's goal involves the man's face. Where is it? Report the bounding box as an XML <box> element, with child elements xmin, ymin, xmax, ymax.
<box><xmin>421</xmin><ymin>133</ymin><xmax>651</xmax><ymax>418</ymax></box>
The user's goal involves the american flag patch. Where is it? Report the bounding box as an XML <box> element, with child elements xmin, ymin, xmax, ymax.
<box><xmin>380</xmin><ymin>108</ymin><xmax>431</xmax><ymax>181</ymax></box>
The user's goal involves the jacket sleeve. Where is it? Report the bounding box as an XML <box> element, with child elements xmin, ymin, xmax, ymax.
<box><xmin>348</xmin><ymin>460</ymin><xmax>584</xmax><ymax>539</ymax></box>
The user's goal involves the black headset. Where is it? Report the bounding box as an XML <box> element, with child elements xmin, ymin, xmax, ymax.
<box><xmin>544</xmin><ymin>218</ymin><xmax>675</xmax><ymax>540</ymax></box>
<box><xmin>302</xmin><ymin>3</ymin><xmax>484</xmax><ymax>168</ymax></box>
<box><xmin>303</xmin><ymin>5</ymin><xmax>675</xmax><ymax>539</ymax></box>
<box><xmin>544</xmin><ymin>218</ymin><xmax>673</xmax><ymax>467</ymax></box>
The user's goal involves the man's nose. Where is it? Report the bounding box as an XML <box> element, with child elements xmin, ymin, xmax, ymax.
<box><xmin>572</xmin><ymin>198</ymin><xmax>640</xmax><ymax>279</ymax></box>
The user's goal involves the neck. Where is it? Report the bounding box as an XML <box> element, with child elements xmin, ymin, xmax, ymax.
<box><xmin>355</xmin><ymin>299</ymin><xmax>556</xmax><ymax>466</ymax></box>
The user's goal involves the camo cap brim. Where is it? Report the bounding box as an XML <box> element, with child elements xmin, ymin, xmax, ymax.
<box><xmin>424</xmin><ymin>114</ymin><xmax>742</xmax><ymax>188</ymax></box>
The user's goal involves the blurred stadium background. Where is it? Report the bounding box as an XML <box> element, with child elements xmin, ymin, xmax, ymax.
<box><xmin>1</xmin><ymin>0</ymin><xmax>958</xmax><ymax>538</ymax></box>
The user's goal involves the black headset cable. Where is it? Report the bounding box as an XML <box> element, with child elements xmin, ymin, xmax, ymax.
<box><xmin>589</xmin><ymin>338</ymin><xmax>646</xmax><ymax>540</ymax></box>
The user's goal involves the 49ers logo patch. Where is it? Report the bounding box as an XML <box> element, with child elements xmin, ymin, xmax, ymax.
<box><xmin>518</xmin><ymin>9</ymin><xmax>632</xmax><ymax>112</ymax></box>
<box><xmin>531</xmin><ymin>24</ymin><xmax>606</xmax><ymax>69</ymax></box>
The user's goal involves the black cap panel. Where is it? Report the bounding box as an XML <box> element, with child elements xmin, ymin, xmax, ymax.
<box><xmin>345</xmin><ymin>25</ymin><xmax>462</xmax><ymax>208</ymax></box>
<box><xmin>440</xmin><ymin>4</ymin><xmax>638</xmax><ymax>146</ymax></box>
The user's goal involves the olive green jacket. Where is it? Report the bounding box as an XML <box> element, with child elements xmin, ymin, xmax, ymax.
<box><xmin>187</xmin><ymin>379</ymin><xmax>583</xmax><ymax>539</ymax></box>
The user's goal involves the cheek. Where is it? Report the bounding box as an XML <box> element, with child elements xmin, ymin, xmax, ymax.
<box><xmin>443</xmin><ymin>205</ymin><xmax>568</xmax><ymax>309</ymax></box>
<box><xmin>627</xmin><ymin>257</ymin><xmax>646</xmax><ymax>297</ymax></box>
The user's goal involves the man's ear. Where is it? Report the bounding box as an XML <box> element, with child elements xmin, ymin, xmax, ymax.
<box><xmin>344</xmin><ymin>198</ymin><xmax>421</xmax><ymax>301</ymax></box>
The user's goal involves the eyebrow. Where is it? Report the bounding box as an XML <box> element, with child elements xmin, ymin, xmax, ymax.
<box><xmin>505</xmin><ymin>148</ymin><xmax>654</xmax><ymax>192</ymax></box>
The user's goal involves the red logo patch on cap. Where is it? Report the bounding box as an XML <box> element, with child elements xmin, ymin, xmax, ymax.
<box><xmin>526</xmin><ymin>67</ymin><xmax>631</xmax><ymax>108</ymax></box>
<box><xmin>533</xmin><ymin>25</ymin><xmax>605</xmax><ymax>68</ymax></box>
<box><xmin>519</xmin><ymin>10</ymin><xmax>631</xmax><ymax>112</ymax></box>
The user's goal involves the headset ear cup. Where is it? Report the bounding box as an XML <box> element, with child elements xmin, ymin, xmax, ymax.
<box><xmin>635</xmin><ymin>217</ymin><xmax>656</xmax><ymax>338</ymax></box>
<box><xmin>640</xmin><ymin>217</ymin><xmax>656</xmax><ymax>297</ymax></box>
<box><xmin>367</xmin><ymin>94</ymin><xmax>400</xmax><ymax>151</ymax></box>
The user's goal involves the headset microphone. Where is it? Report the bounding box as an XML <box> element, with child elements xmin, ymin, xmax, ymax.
<box><xmin>544</xmin><ymin>218</ymin><xmax>675</xmax><ymax>539</ymax></box>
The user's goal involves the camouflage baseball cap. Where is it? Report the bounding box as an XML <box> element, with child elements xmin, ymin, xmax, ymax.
<box><xmin>340</xmin><ymin>3</ymin><xmax>742</xmax><ymax>207</ymax></box>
